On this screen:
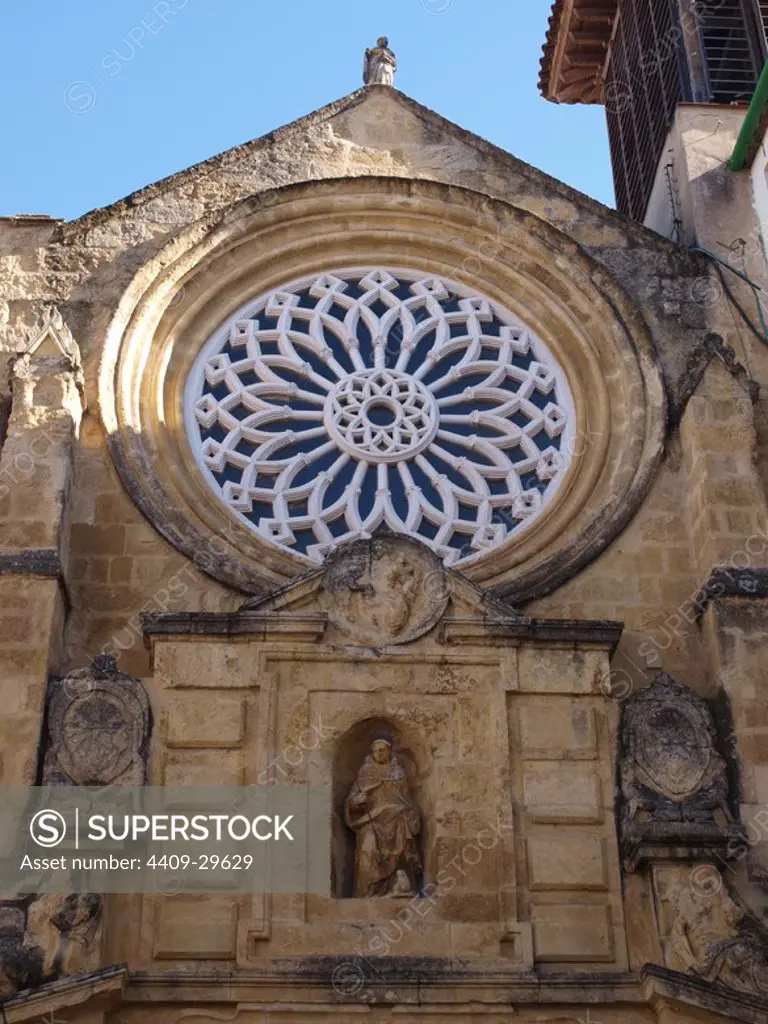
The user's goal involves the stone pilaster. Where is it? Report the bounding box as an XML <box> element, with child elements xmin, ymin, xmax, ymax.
<box><xmin>679</xmin><ymin>357</ymin><xmax>768</xmax><ymax>584</ymax></box>
<box><xmin>678</xmin><ymin>356</ymin><xmax>768</xmax><ymax>872</ymax></box>
<box><xmin>0</xmin><ymin>309</ymin><xmax>84</xmax><ymax>784</ymax></box>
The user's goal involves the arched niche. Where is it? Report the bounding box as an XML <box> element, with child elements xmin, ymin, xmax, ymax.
<box><xmin>331</xmin><ymin>716</ymin><xmax>432</xmax><ymax>899</ymax></box>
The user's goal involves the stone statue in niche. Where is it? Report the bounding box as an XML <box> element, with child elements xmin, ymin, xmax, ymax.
<box><xmin>619</xmin><ymin>673</ymin><xmax>736</xmax><ymax>868</ymax></box>
<box><xmin>658</xmin><ymin>868</ymin><xmax>768</xmax><ymax>996</ymax></box>
<box><xmin>363</xmin><ymin>37</ymin><xmax>397</xmax><ymax>86</ymax></box>
<box><xmin>42</xmin><ymin>654</ymin><xmax>151</xmax><ymax>786</ymax></box>
<box><xmin>344</xmin><ymin>733</ymin><xmax>422</xmax><ymax>897</ymax></box>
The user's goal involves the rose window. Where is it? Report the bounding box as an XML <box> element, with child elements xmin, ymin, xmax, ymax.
<box><xmin>185</xmin><ymin>268</ymin><xmax>575</xmax><ymax>566</ymax></box>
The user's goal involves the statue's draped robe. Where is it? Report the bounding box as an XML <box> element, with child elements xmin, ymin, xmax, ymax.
<box><xmin>344</xmin><ymin>754</ymin><xmax>420</xmax><ymax>897</ymax></box>
<box><xmin>364</xmin><ymin>48</ymin><xmax>397</xmax><ymax>87</ymax></box>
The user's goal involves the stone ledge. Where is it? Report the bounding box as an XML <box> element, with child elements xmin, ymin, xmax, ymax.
<box><xmin>0</xmin><ymin>549</ymin><xmax>61</xmax><ymax>577</ymax></box>
<box><xmin>8</xmin><ymin>962</ymin><xmax>762</xmax><ymax>1022</ymax></box>
<box><xmin>643</xmin><ymin>963</ymin><xmax>768</xmax><ymax>1024</ymax></box>
<box><xmin>141</xmin><ymin>610</ymin><xmax>623</xmax><ymax>652</ymax></box>
<box><xmin>125</xmin><ymin>961</ymin><xmax>642</xmax><ymax>1003</ymax></box>
<box><xmin>141</xmin><ymin>611</ymin><xmax>328</xmax><ymax>644</ymax></box>
<box><xmin>2</xmin><ymin>964</ymin><xmax>128</xmax><ymax>1023</ymax></box>
<box><xmin>699</xmin><ymin>567</ymin><xmax>768</xmax><ymax>604</ymax></box>
<box><xmin>441</xmin><ymin>616</ymin><xmax>623</xmax><ymax>650</ymax></box>
<box><xmin>622</xmin><ymin>822</ymin><xmax>744</xmax><ymax>873</ymax></box>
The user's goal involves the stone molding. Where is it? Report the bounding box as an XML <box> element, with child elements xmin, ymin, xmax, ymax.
<box><xmin>11</xmin><ymin>304</ymin><xmax>85</xmax><ymax>404</ymax></box>
<box><xmin>141</xmin><ymin>608</ymin><xmax>623</xmax><ymax>649</ymax></box>
<box><xmin>142</xmin><ymin>535</ymin><xmax>623</xmax><ymax>651</ymax></box>
<box><xmin>643</xmin><ymin>963</ymin><xmax>768</xmax><ymax>1024</ymax></box>
<box><xmin>19</xmin><ymin>305</ymin><xmax>80</xmax><ymax>362</ymax></box>
<box><xmin>670</xmin><ymin>332</ymin><xmax>760</xmax><ymax>428</ymax></box>
<box><xmin>0</xmin><ymin>964</ymin><xmax>128</xmax><ymax>1024</ymax></box>
<box><xmin>13</xmin><ymin>965</ymin><xmax>763</xmax><ymax>1024</ymax></box>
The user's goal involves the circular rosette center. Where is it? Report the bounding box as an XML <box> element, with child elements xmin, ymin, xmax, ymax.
<box><xmin>325</xmin><ymin>368</ymin><xmax>439</xmax><ymax>464</ymax></box>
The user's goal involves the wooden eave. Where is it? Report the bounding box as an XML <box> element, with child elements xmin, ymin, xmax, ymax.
<box><xmin>539</xmin><ymin>0</ymin><xmax>618</xmax><ymax>104</ymax></box>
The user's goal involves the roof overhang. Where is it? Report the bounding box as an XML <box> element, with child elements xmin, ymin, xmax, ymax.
<box><xmin>539</xmin><ymin>0</ymin><xmax>618</xmax><ymax>104</ymax></box>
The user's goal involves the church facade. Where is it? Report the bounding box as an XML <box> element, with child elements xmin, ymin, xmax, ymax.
<box><xmin>2</xmin><ymin>14</ymin><xmax>768</xmax><ymax>1023</ymax></box>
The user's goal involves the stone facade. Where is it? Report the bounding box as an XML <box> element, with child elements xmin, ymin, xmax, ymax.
<box><xmin>2</xmin><ymin>79</ymin><xmax>768</xmax><ymax>1024</ymax></box>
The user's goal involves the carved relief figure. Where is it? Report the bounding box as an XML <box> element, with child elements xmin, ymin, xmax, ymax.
<box><xmin>0</xmin><ymin>655</ymin><xmax>150</xmax><ymax>1000</ymax></box>
<box><xmin>344</xmin><ymin>734</ymin><xmax>422</xmax><ymax>897</ymax></box>
<box><xmin>363</xmin><ymin>37</ymin><xmax>397</xmax><ymax>86</ymax></box>
<box><xmin>0</xmin><ymin>900</ymin><xmax>42</xmax><ymax>999</ymax></box>
<box><xmin>665</xmin><ymin>876</ymin><xmax>768</xmax><ymax>996</ymax></box>
<box><xmin>322</xmin><ymin>536</ymin><xmax>449</xmax><ymax>647</ymax></box>
<box><xmin>0</xmin><ymin>894</ymin><xmax>102</xmax><ymax>999</ymax></box>
<box><xmin>383</xmin><ymin>550</ymin><xmax>418</xmax><ymax>635</ymax></box>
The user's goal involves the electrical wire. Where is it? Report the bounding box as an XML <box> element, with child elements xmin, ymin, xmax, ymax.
<box><xmin>690</xmin><ymin>246</ymin><xmax>768</xmax><ymax>434</ymax></box>
<box><xmin>689</xmin><ymin>245</ymin><xmax>768</xmax><ymax>344</ymax></box>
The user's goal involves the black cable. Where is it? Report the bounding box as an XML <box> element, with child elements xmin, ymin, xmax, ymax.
<box><xmin>712</xmin><ymin>262</ymin><xmax>768</xmax><ymax>346</ymax></box>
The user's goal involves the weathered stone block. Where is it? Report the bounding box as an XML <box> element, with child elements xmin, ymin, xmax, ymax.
<box><xmin>153</xmin><ymin>896</ymin><xmax>239</xmax><ymax>959</ymax></box>
<box><xmin>527</xmin><ymin>834</ymin><xmax>607</xmax><ymax>891</ymax></box>
<box><xmin>155</xmin><ymin>641</ymin><xmax>253</xmax><ymax>689</ymax></box>
<box><xmin>531</xmin><ymin>903</ymin><xmax>615</xmax><ymax>962</ymax></box>
<box><xmin>518</xmin><ymin>648</ymin><xmax>605</xmax><ymax>694</ymax></box>
<box><xmin>518</xmin><ymin>700</ymin><xmax>597</xmax><ymax>759</ymax></box>
<box><xmin>522</xmin><ymin>765</ymin><xmax>605</xmax><ymax>823</ymax></box>
<box><xmin>162</xmin><ymin>750</ymin><xmax>244</xmax><ymax>786</ymax></box>
<box><xmin>166</xmin><ymin>695</ymin><xmax>245</xmax><ymax>748</ymax></box>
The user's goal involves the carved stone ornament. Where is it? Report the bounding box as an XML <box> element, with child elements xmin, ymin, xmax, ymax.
<box><xmin>42</xmin><ymin>654</ymin><xmax>151</xmax><ymax>786</ymax></box>
<box><xmin>657</xmin><ymin>867</ymin><xmax>768</xmax><ymax>998</ymax></box>
<box><xmin>12</xmin><ymin>305</ymin><xmax>85</xmax><ymax>400</ymax></box>
<box><xmin>321</xmin><ymin>534</ymin><xmax>449</xmax><ymax>646</ymax></box>
<box><xmin>620</xmin><ymin>672</ymin><xmax>737</xmax><ymax>870</ymax></box>
<box><xmin>0</xmin><ymin>893</ymin><xmax>102</xmax><ymax>999</ymax></box>
<box><xmin>18</xmin><ymin>305</ymin><xmax>80</xmax><ymax>361</ymax></box>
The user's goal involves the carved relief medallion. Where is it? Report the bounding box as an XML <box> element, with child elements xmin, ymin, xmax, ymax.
<box><xmin>322</xmin><ymin>535</ymin><xmax>448</xmax><ymax>646</ymax></box>
<box><xmin>42</xmin><ymin>655</ymin><xmax>151</xmax><ymax>786</ymax></box>
<box><xmin>619</xmin><ymin>673</ymin><xmax>736</xmax><ymax>871</ymax></box>
<box><xmin>621</xmin><ymin>673</ymin><xmax>731</xmax><ymax>820</ymax></box>
<box><xmin>635</xmin><ymin>699</ymin><xmax>711</xmax><ymax>801</ymax></box>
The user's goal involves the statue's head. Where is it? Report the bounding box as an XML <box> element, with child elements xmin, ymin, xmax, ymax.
<box><xmin>377</xmin><ymin>36</ymin><xmax>389</xmax><ymax>48</ymax></box>
<box><xmin>370</xmin><ymin>735</ymin><xmax>393</xmax><ymax>764</ymax></box>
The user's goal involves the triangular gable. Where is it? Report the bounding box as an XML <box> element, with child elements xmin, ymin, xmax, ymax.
<box><xmin>244</xmin><ymin>560</ymin><xmax>521</xmax><ymax>622</ymax></box>
<box><xmin>59</xmin><ymin>84</ymin><xmax>687</xmax><ymax>262</ymax></box>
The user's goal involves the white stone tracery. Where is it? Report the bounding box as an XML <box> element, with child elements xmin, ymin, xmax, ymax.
<box><xmin>185</xmin><ymin>268</ymin><xmax>575</xmax><ymax>566</ymax></box>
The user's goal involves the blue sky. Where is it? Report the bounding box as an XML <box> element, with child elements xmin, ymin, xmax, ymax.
<box><xmin>1</xmin><ymin>1</ymin><xmax>615</xmax><ymax>220</ymax></box>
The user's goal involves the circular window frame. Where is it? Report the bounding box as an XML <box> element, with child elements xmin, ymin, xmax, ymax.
<box><xmin>101</xmin><ymin>177</ymin><xmax>666</xmax><ymax>600</ymax></box>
